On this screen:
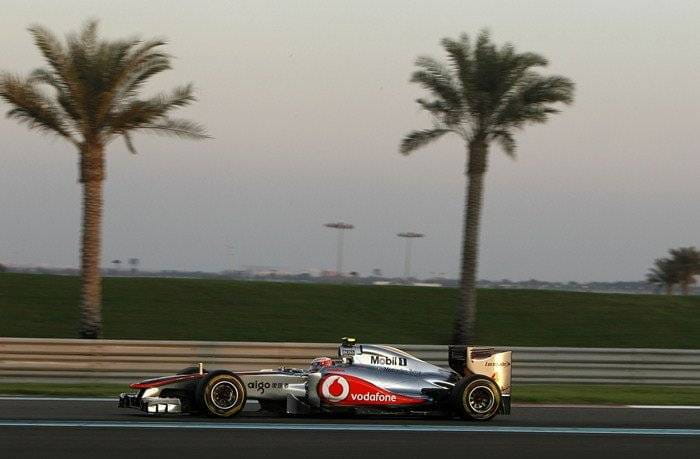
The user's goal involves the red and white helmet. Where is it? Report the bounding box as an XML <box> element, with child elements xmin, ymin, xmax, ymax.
<box><xmin>309</xmin><ymin>357</ymin><xmax>333</xmax><ymax>371</ymax></box>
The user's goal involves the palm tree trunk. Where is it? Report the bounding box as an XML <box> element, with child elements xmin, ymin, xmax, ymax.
<box><xmin>78</xmin><ymin>144</ymin><xmax>105</xmax><ymax>339</ymax></box>
<box><xmin>453</xmin><ymin>140</ymin><xmax>488</xmax><ymax>345</ymax></box>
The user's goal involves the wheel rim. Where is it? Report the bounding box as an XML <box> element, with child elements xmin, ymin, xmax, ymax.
<box><xmin>211</xmin><ymin>380</ymin><xmax>239</xmax><ymax>410</ymax></box>
<box><xmin>466</xmin><ymin>385</ymin><xmax>495</xmax><ymax>414</ymax></box>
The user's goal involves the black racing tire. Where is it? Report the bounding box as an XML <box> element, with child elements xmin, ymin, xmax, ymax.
<box><xmin>451</xmin><ymin>376</ymin><xmax>501</xmax><ymax>421</ymax></box>
<box><xmin>196</xmin><ymin>370</ymin><xmax>247</xmax><ymax>418</ymax></box>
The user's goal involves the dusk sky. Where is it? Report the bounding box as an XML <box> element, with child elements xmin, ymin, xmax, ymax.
<box><xmin>1</xmin><ymin>0</ymin><xmax>698</xmax><ymax>281</ymax></box>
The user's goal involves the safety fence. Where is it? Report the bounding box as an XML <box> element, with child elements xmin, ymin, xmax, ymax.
<box><xmin>0</xmin><ymin>338</ymin><xmax>698</xmax><ymax>385</ymax></box>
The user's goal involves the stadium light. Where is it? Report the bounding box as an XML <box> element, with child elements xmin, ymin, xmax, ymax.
<box><xmin>324</xmin><ymin>222</ymin><xmax>354</xmax><ymax>276</ymax></box>
<box><xmin>397</xmin><ymin>232</ymin><xmax>425</xmax><ymax>280</ymax></box>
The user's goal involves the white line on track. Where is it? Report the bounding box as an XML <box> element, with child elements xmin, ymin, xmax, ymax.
<box><xmin>0</xmin><ymin>396</ymin><xmax>261</xmax><ymax>405</ymax></box>
<box><xmin>627</xmin><ymin>405</ymin><xmax>700</xmax><ymax>410</ymax></box>
<box><xmin>0</xmin><ymin>420</ymin><xmax>698</xmax><ymax>436</ymax></box>
<box><xmin>3</xmin><ymin>397</ymin><xmax>698</xmax><ymax>411</ymax></box>
<box><xmin>0</xmin><ymin>396</ymin><xmax>115</xmax><ymax>402</ymax></box>
<box><xmin>514</xmin><ymin>404</ymin><xmax>700</xmax><ymax>410</ymax></box>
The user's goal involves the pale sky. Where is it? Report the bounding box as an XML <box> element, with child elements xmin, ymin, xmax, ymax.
<box><xmin>0</xmin><ymin>0</ymin><xmax>698</xmax><ymax>281</ymax></box>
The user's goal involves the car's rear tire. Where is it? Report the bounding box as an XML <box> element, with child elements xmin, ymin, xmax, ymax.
<box><xmin>196</xmin><ymin>370</ymin><xmax>247</xmax><ymax>418</ymax></box>
<box><xmin>452</xmin><ymin>376</ymin><xmax>501</xmax><ymax>421</ymax></box>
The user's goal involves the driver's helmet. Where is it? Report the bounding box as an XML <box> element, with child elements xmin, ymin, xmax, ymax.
<box><xmin>309</xmin><ymin>357</ymin><xmax>333</xmax><ymax>371</ymax></box>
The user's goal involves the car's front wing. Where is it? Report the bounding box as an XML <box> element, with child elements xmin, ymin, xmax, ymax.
<box><xmin>118</xmin><ymin>393</ymin><xmax>183</xmax><ymax>414</ymax></box>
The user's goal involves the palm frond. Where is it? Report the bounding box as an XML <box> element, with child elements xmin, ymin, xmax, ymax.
<box><xmin>95</xmin><ymin>39</ymin><xmax>170</xmax><ymax>121</ymax></box>
<box><xmin>106</xmin><ymin>84</ymin><xmax>197</xmax><ymax>136</ymax></box>
<box><xmin>416</xmin><ymin>97</ymin><xmax>463</xmax><ymax>127</ymax></box>
<box><xmin>491</xmin><ymin>130</ymin><xmax>516</xmax><ymax>158</ymax></box>
<box><xmin>155</xmin><ymin>84</ymin><xmax>196</xmax><ymax>110</ymax></box>
<box><xmin>411</xmin><ymin>56</ymin><xmax>462</xmax><ymax>112</ymax></box>
<box><xmin>0</xmin><ymin>73</ymin><xmax>76</xmax><ymax>143</ymax></box>
<box><xmin>399</xmin><ymin>128</ymin><xmax>452</xmax><ymax>155</ymax></box>
<box><xmin>27</xmin><ymin>24</ymin><xmax>67</xmax><ymax>79</ymax></box>
<box><xmin>115</xmin><ymin>41</ymin><xmax>171</xmax><ymax>100</ymax></box>
<box><xmin>137</xmin><ymin>118</ymin><xmax>209</xmax><ymax>139</ymax></box>
<box><xmin>416</xmin><ymin>97</ymin><xmax>449</xmax><ymax>115</ymax></box>
<box><xmin>28</xmin><ymin>23</ymin><xmax>90</xmax><ymax>127</ymax></box>
<box><xmin>495</xmin><ymin>74</ymin><xmax>574</xmax><ymax>128</ymax></box>
<box><xmin>121</xmin><ymin>55</ymin><xmax>171</xmax><ymax>97</ymax></box>
<box><xmin>440</xmin><ymin>34</ymin><xmax>472</xmax><ymax>94</ymax></box>
<box><xmin>123</xmin><ymin>131</ymin><xmax>137</xmax><ymax>154</ymax></box>
<box><xmin>522</xmin><ymin>75</ymin><xmax>575</xmax><ymax>105</ymax></box>
<box><xmin>12</xmin><ymin>21</ymin><xmax>206</xmax><ymax>146</ymax></box>
<box><xmin>514</xmin><ymin>52</ymin><xmax>549</xmax><ymax>69</ymax></box>
<box><xmin>79</xmin><ymin>19</ymin><xmax>99</xmax><ymax>49</ymax></box>
<box><xmin>471</xmin><ymin>30</ymin><xmax>513</xmax><ymax>118</ymax></box>
<box><xmin>105</xmin><ymin>99</ymin><xmax>166</xmax><ymax>134</ymax></box>
<box><xmin>64</xmin><ymin>24</ymin><xmax>104</xmax><ymax>124</ymax></box>
<box><xmin>53</xmin><ymin>21</ymin><xmax>170</xmax><ymax>131</ymax></box>
<box><xmin>403</xmin><ymin>30</ymin><xmax>574</xmax><ymax>159</ymax></box>
<box><xmin>28</xmin><ymin>68</ymin><xmax>81</xmax><ymax>127</ymax></box>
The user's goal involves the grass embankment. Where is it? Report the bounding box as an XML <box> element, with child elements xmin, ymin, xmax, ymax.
<box><xmin>1</xmin><ymin>273</ymin><xmax>699</xmax><ymax>347</ymax></box>
<box><xmin>0</xmin><ymin>383</ymin><xmax>129</xmax><ymax>397</ymax></box>
<box><xmin>514</xmin><ymin>385</ymin><xmax>700</xmax><ymax>405</ymax></box>
<box><xmin>1</xmin><ymin>383</ymin><xmax>698</xmax><ymax>406</ymax></box>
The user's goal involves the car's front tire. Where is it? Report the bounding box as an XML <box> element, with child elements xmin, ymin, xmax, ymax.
<box><xmin>196</xmin><ymin>370</ymin><xmax>247</xmax><ymax>418</ymax></box>
<box><xmin>452</xmin><ymin>376</ymin><xmax>501</xmax><ymax>421</ymax></box>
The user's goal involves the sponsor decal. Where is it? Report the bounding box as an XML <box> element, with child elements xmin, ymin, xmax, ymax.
<box><xmin>320</xmin><ymin>375</ymin><xmax>350</xmax><ymax>402</ymax></box>
<box><xmin>369</xmin><ymin>355</ymin><xmax>407</xmax><ymax>366</ymax></box>
<box><xmin>318</xmin><ymin>374</ymin><xmax>425</xmax><ymax>406</ymax></box>
<box><xmin>377</xmin><ymin>367</ymin><xmax>423</xmax><ymax>376</ymax></box>
<box><xmin>247</xmin><ymin>380</ymin><xmax>289</xmax><ymax>394</ymax></box>
<box><xmin>484</xmin><ymin>361</ymin><xmax>511</xmax><ymax>367</ymax></box>
<box><xmin>349</xmin><ymin>392</ymin><xmax>396</xmax><ymax>402</ymax></box>
<box><xmin>339</xmin><ymin>346</ymin><xmax>356</xmax><ymax>356</ymax></box>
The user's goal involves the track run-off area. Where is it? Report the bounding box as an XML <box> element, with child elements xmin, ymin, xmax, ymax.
<box><xmin>0</xmin><ymin>397</ymin><xmax>698</xmax><ymax>458</ymax></box>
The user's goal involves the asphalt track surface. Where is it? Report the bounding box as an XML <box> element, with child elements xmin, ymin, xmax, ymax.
<box><xmin>0</xmin><ymin>398</ymin><xmax>698</xmax><ymax>458</ymax></box>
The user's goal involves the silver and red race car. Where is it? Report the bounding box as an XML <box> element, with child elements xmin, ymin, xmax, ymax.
<box><xmin>119</xmin><ymin>338</ymin><xmax>512</xmax><ymax>421</ymax></box>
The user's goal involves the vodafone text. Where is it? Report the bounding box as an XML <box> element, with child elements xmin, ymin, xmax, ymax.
<box><xmin>349</xmin><ymin>392</ymin><xmax>397</xmax><ymax>402</ymax></box>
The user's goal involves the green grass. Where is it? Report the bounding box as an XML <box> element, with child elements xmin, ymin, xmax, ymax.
<box><xmin>513</xmin><ymin>384</ymin><xmax>700</xmax><ymax>405</ymax></box>
<box><xmin>0</xmin><ymin>383</ymin><xmax>129</xmax><ymax>397</ymax></box>
<box><xmin>1</xmin><ymin>273</ymin><xmax>699</xmax><ymax>347</ymax></box>
<box><xmin>0</xmin><ymin>383</ymin><xmax>697</xmax><ymax>406</ymax></box>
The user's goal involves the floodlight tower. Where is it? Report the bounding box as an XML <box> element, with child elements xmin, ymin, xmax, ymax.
<box><xmin>324</xmin><ymin>222</ymin><xmax>354</xmax><ymax>276</ymax></box>
<box><xmin>397</xmin><ymin>232</ymin><xmax>425</xmax><ymax>280</ymax></box>
<box><xmin>226</xmin><ymin>244</ymin><xmax>235</xmax><ymax>271</ymax></box>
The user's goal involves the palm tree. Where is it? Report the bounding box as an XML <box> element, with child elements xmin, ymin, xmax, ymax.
<box><xmin>400</xmin><ymin>31</ymin><xmax>574</xmax><ymax>344</ymax></box>
<box><xmin>0</xmin><ymin>21</ymin><xmax>207</xmax><ymax>338</ymax></box>
<box><xmin>668</xmin><ymin>247</ymin><xmax>700</xmax><ymax>295</ymax></box>
<box><xmin>646</xmin><ymin>257</ymin><xmax>679</xmax><ymax>295</ymax></box>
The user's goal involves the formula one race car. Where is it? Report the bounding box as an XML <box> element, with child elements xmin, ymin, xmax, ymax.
<box><xmin>119</xmin><ymin>338</ymin><xmax>512</xmax><ymax>421</ymax></box>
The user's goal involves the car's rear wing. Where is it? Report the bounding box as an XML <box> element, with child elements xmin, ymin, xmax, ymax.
<box><xmin>448</xmin><ymin>345</ymin><xmax>512</xmax><ymax>396</ymax></box>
